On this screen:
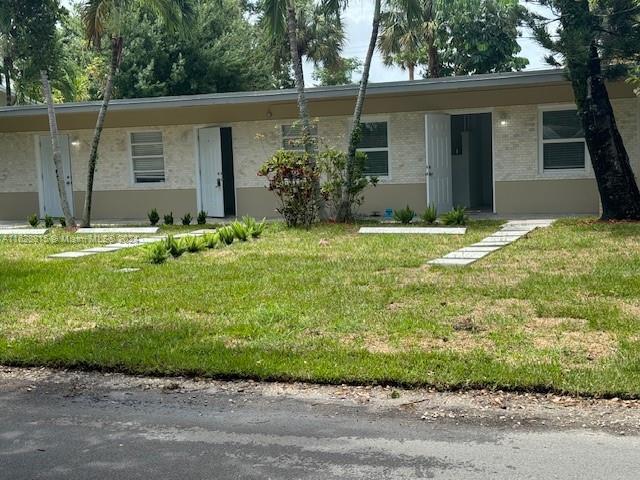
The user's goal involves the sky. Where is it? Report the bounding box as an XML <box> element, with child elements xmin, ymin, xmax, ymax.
<box><xmin>61</xmin><ymin>0</ymin><xmax>553</xmax><ymax>85</ymax></box>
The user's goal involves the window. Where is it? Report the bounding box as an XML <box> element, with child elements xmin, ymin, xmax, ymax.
<box><xmin>358</xmin><ymin>121</ymin><xmax>389</xmax><ymax>176</ymax></box>
<box><xmin>541</xmin><ymin>109</ymin><xmax>586</xmax><ymax>171</ymax></box>
<box><xmin>281</xmin><ymin>124</ymin><xmax>318</xmax><ymax>152</ymax></box>
<box><xmin>130</xmin><ymin>131</ymin><xmax>165</xmax><ymax>183</ymax></box>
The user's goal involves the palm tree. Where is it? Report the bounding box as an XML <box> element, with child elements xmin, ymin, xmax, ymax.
<box><xmin>378</xmin><ymin>0</ymin><xmax>442</xmax><ymax>80</ymax></box>
<box><xmin>79</xmin><ymin>0</ymin><xmax>193</xmax><ymax>227</ymax></box>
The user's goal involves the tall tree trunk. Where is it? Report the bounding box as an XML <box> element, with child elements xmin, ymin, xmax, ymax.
<box><xmin>40</xmin><ymin>70</ymin><xmax>76</xmax><ymax>228</ymax></box>
<box><xmin>408</xmin><ymin>63</ymin><xmax>415</xmax><ymax>81</ymax></box>
<box><xmin>571</xmin><ymin>45</ymin><xmax>640</xmax><ymax>220</ymax></box>
<box><xmin>3</xmin><ymin>56</ymin><xmax>13</xmax><ymax>106</ymax></box>
<box><xmin>81</xmin><ymin>36</ymin><xmax>122</xmax><ymax>228</ymax></box>
<box><xmin>337</xmin><ymin>0</ymin><xmax>382</xmax><ymax>222</ymax></box>
<box><xmin>427</xmin><ymin>41</ymin><xmax>440</xmax><ymax>78</ymax></box>
<box><xmin>286</xmin><ymin>0</ymin><xmax>324</xmax><ymax>220</ymax></box>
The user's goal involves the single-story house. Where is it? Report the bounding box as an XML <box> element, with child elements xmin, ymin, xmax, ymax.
<box><xmin>0</xmin><ymin>69</ymin><xmax>638</xmax><ymax>221</ymax></box>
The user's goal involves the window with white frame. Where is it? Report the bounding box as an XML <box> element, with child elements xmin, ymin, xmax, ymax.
<box><xmin>541</xmin><ymin>109</ymin><xmax>587</xmax><ymax>171</ymax></box>
<box><xmin>281</xmin><ymin>123</ymin><xmax>318</xmax><ymax>152</ymax></box>
<box><xmin>130</xmin><ymin>131</ymin><xmax>165</xmax><ymax>183</ymax></box>
<box><xmin>358</xmin><ymin>121</ymin><xmax>389</xmax><ymax>176</ymax></box>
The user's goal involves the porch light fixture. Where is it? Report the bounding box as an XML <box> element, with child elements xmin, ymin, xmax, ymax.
<box><xmin>499</xmin><ymin>112</ymin><xmax>508</xmax><ymax>126</ymax></box>
<box><xmin>71</xmin><ymin>139</ymin><xmax>81</xmax><ymax>147</ymax></box>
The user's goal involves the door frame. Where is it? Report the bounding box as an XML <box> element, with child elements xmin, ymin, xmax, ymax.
<box><xmin>426</xmin><ymin>107</ymin><xmax>496</xmax><ymax>213</ymax></box>
<box><xmin>35</xmin><ymin>133</ymin><xmax>74</xmax><ymax>218</ymax></box>
<box><xmin>195</xmin><ymin>125</ymin><xmax>237</xmax><ymax>217</ymax></box>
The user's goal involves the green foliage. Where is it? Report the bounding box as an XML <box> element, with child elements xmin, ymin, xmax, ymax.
<box><xmin>217</xmin><ymin>225</ymin><xmax>235</xmax><ymax>245</ymax></box>
<box><xmin>44</xmin><ymin>215</ymin><xmax>54</xmax><ymax>228</ymax></box>
<box><xmin>203</xmin><ymin>232</ymin><xmax>220</xmax><ymax>249</ymax></box>
<box><xmin>181</xmin><ymin>236</ymin><xmax>205</xmax><ymax>253</ymax></box>
<box><xmin>27</xmin><ymin>214</ymin><xmax>39</xmax><ymax>228</ymax></box>
<box><xmin>181</xmin><ymin>213</ymin><xmax>192</xmax><ymax>226</ymax></box>
<box><xmin>421</xmin><ymin>204</ymin><xmax>438</xmax><ymax>224</ymax></box>
<box><xmin>258</xmin><ymin>150</ymin><xmax>320</xmax><ymax>228</ymax></box>
<box><xmin>59</xmin><ymin>217</ymin><xmax>66</xmax><ymax>228</ymax></box>
<box><xmin>231</xmin><ymin>221</ymin><xmax>249</xmax><ymax>242</ymax></box>
<box><xmin>148</xmin><ymin>208</ymin><xmax>160</xmax><ymax>226</ymax></box>
<box><xmin>312</xmin><ymin>57</ymin><xmax>362</xmax><ymax>86</ymax></box>
<box><xmin>164</xmin><ymin>235</ymin><xmax>186</xmax><ymax>258</ymax></box>
<box><xmin>393</xmin><ymin>205</ymin><xmax>416</xmax><ymax>224</ymax></box>
<box><xmin>242</xmin><ymin>216</ymin><xmax>266</xmax><ymax>239</ymax></box>
<box><xmin>441</xmin><ymin>206</ymin><xmax>468</xmax><ymax>225</ymax></box>
<box><xmin>197</xmin><ymin>210</ymin><xmax>207</xmax><ymax>225</ymax></box>
<box><xmin>163</xmin><ymin>212</ymin><xmax>174</xmax><ymax>225</ymax></box>
<box><xmin>64</xmin><ymin>0</ymin><xmax>275</xmax><ymax>101</ymax></box>
<box><xmin>320</xmin><ymin>149</ymin><xmax>378</xmax><ymax>221</ymax></box>
<box><xmin>145</xmin><ymin>242</ymin><xmax>169</xmax><ymax>264</ymax></box>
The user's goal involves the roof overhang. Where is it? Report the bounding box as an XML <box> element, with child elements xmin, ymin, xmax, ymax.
<box><xmin>0</xmin><ymin>69</ymin><xmax>569</xmax><ymax>119</ymax></box>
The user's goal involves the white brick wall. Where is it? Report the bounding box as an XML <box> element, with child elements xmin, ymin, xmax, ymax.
<box><xmin>1</xmin><ymin>97</ymin><xmax>638</xmax><ymax>194</ymax></box>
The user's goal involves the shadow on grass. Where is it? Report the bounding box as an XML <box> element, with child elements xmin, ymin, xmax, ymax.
<box><xmin>2</xmin><ymin>323</ymin><xmax>639</xmax><ymax>398</ymax></box>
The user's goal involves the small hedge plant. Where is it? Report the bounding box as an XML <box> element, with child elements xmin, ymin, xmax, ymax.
<box><xmin>146</xmin><ymin>242</ymin><xmax>170</xmax><ymax>264</ymax></box>
<box><xmin>421</xmin><ymin>204</ymin><xmax>437</xmax><ymax>224</ymax></box>
<box><xmin>28</xmin><ymin>214</ymin><xmax>39</xmax><ymax>228</ymax></box>
<box><xmin>441</xmin><ymin>206</ymin><xmax>468</xmax><ymax>226</ymax></box>
<box><xmin>44</xmin><ymin>215</ymin><xmax>54</xmax><ymax>228</ymax></box>
<box><xmin>164</xmin><ymin>212</ymin><xmax>174</xmax><ymax>225</ymax></box>
<box><xmin>197</xmin><ymin>210</ymin><xmax>207</xmax><ymax>225</ymax></box>
<box><xmin>181</xmin><ymin>213</ymin><xmax>192</xmax><ymax>226</ymax></box>
<box><xmin>393</xmin><ymin>205</ymin><xmax>415</xmax><ymax>224</ymax></box>
<box><xmin>148</xmin><ymin>208</ymin><xmax>160</xmax><ymax>226</ymax></box>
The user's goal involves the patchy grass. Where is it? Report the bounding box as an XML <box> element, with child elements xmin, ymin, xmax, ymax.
<box><xmin>1</xmin><ymin>218</ymin><xmax>639</xmax><ymax>397</ymax></box>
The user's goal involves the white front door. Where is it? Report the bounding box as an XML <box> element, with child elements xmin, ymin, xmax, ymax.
<box><xmin>39</xmin><ymin>135</ymin><xmax>73</xmax><ymax>217</ymax></box>
<box><xmin>425</xmin><ymin>113</ymin><xmax>453</xmax><ymax>213</ymax></box>
<box><xmin>198</xmin><ymin>127</ymin><xmax>225</xmax><ymax>218</ymax></box>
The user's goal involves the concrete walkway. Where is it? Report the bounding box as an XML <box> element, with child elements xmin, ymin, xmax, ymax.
<box><xmin>48</xmin><ymin>229</ymin><xmax>215</xmax><ymax>259</ymax></box>
<box><xmin>428</xmin><ymin>219</ymin><xmax>555</xmax><ymax>267</ymax></box>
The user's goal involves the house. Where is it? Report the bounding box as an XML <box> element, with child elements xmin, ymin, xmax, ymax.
<box><xmin>0</xmin><ymin>69</ymin><xmax>638</xmax><ymax>221</ymax></box>
<box><xmin>0</xmin><ymin>84</ymin><xmax>6</xmax><ymax>107</ymax></box>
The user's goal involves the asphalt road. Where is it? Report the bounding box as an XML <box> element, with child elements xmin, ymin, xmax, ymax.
<box><xmin>1</xmin><ymin>371</ymin><xmax>639</xmax><ymax>480</ymax></box>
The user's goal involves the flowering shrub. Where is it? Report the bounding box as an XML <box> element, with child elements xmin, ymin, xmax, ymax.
<box><xmin>258</xmin><ymin>150</ymin><xmax>320</xmax><ymax>228</ymax></box>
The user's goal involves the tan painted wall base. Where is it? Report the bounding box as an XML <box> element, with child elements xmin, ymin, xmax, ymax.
<box><xmin>236</xmin><ymin>184</ymin><xmax>427</xmax><ymax>219</ymax></box>
<box><xmin>0</xmin><ymin>192</ymin><xmax>39</xmax><ymax>220</ymax></box>
<box><xmin>72</xmin><ymin>189</ymin><xmax>197</xmax><ymax>220</ymax></box>
<box><xmin>495</xmin><ymin>179</ymin><xmax>599</xmax><ymax>215</ymax></box>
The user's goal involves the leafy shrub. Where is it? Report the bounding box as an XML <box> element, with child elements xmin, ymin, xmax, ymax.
<box><xmin>442</xmin><ymin>206</ymin><xmax>468</xmax><ymax>226</ymax></box>
<box><xmin>164</xmin><ymin>212</ymin><xmax>174</xmax><ymax>225</ymax></box>
<box><xmin>28</xmin><ymin>214</ymin><xmax>39</xmax><ymax>228</ymax></box>
<box><xmin>421</xmin><ymin>204</ymin><xmax>437</xmax><ymax>224</ymax></box>
<box><xmin>181</xmin><ymin>213</ymin><xmax>192</xmax><ymax>226</ymax></box>
<box><xmin>319</xmin><ymin>149</ymin><xmax>378</xmax><ymax>222</ymax></box>
<box><xmin>242</xmin><ymin>216</ymin><xmax>266</xmax><ymax>239</ymax></box>
<box><xmin>231</xmin><ymin>221</ymin><xmax>249</xmax><ymax>241</ymax></box>
<box><xmin>197</xmin><ymin>210</ymin><xmax>207</xmax><ymax>225</ymax></box>
<box><xmin>59</xmin><ymin>217</ymin><xmax>66</xmax><ymax>227</ymax></box>
<box><xmin>203</xmin><ymin>232</ymin><xmax>219</xmax><ymax>249</ymax></box>
<box><xmin>180</xmin><ymin>236</ymin><xmax>205</xmax><ymax>253</ymax></box>
<box><xmin>258</xmin><ymin>150</ymin><xmax>319</xmax><ymax>228</ymax></box>
<box><xmin>44</xmin><ymin>215</ymin><xmax>54</xmax><ymax>228</ymax></box>
<box><xmin>393</xmin><ymin>205</ymin><xmax>415</xmax><ymax>224</ymax></box>
<box><xmin>148</xmin><ymin>208</ymin><xmax>160</xmax><ymax>226</ymax></box>
<box><xmin>164</xmin><ymin>235</ymin><xmax>186</xmax><ymax>258</ymax></box>
<box><xmin>146</xmin><ymin>242</ymin><xmax>169</xmax><ymax>264</ymax></box>
<box><xmin>217</xmin><ymin>225</ymin><xmax>235</xmax><ymax>245</ymax></box>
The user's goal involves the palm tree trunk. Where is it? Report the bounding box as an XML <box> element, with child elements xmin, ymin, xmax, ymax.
<box><xmin>286</xmin><ymin>0</ymin><xmax>324</xmax><ymax>220</ymax></box>
<box><xmin>3</xmin><ymin>56</ymin><xmax>13</xmax><ymax>106</ymax></box>
<box><xmin>81</xmin><ymin>36</ymin><xmax>122</xmax><ymax>227</ymax></box>
<box><xmin>41</xmin><ymin>70</ymin><xmax>76</xmax><ymax>228</ymax></box>
<box><xmin>408</xmin><ymin>64</ymin><xmax>415</xmax><ymax>81</ymax></box>
<box><xmin>337</xmin><ymin>0</ymin><xmax>382</xmax><ymax>222</ymax></box>
<box><xmin>427</xmin><ymin>41</ymin><xmax>440</xmax><ymax>78</ymax></box>
<box><xmin>572</xmin><ymin>45</ymin><xmax>640</xmax><ymax>220</ymax></box>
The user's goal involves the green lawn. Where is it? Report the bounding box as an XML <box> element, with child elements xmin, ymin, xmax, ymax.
<box><xmin>1</xmin><ymin>219</ymin><xmax>639</xmax><ymax>397</ymax></box>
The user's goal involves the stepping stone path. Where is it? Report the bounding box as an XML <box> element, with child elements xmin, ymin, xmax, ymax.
<box><xmin>359</xmin><ymin>226</ymin><xmax>466</xmax><ymax>235</ymax></box>
<box><xmin>48</xmin><ymin>229</ymin><xmax>216</xmax><ymax>260</ymax></box>
<box><xmin>76</xmin><ymin>227</ymin><xmax>159</xmax><ymax>234</ymax></box>
<box><xmin>428</xmin><ymin>219</ymin><xmax>554</xmax><ymax>267</ymax></box>
<box><xmin>0</xmin><ymin>228</ymin><xmax>48</xmax><ymax>235</ymax></box>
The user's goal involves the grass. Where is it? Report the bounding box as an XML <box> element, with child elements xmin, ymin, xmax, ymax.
<box><xmin>1</xmin><ymin>218</ymin><xmax>639</xmax><ymax>397</ymax></box>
